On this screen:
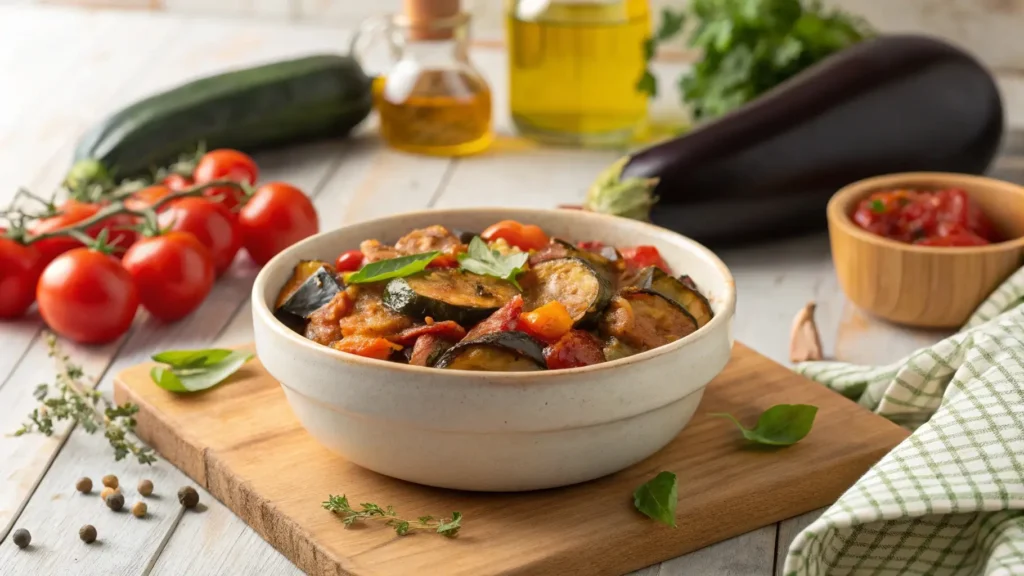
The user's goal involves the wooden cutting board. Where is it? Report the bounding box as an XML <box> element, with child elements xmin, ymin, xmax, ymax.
<box><xmin>114</xmin><ymin>343</ymin><xmax>908</xmax><ymax>576</ymax></box>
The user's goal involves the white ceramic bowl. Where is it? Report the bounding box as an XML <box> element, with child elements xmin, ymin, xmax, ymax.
<box><xmin>252</xmin><ymin>208</ymin><xmax>736</xmax><ymax>492</ymax></box>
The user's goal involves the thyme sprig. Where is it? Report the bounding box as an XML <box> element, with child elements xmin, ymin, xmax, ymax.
<box><xmin>13</xmin><ymin>333</ymin><xmax>157</xmax><ymax>465</ymax></box>
<box><xmin>323</xmin><ymin>495</ymin><xmax>462</xmax><ymax>538</ymax></box>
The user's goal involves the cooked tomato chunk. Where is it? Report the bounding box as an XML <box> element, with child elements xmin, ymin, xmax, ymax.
<box><xmin>304</xmin><ymin>291</ymin><xmax>354</xmax><ymax>346</ymax></box>
<box><xmin>544</xmin><ymin>330</ymin><xmax>606</xmax><ymax>369</ymax></box>
<box><xmin>408</xmin><ymin>333</ymin><xmax>455</xmax><ymax>367</ymax></box>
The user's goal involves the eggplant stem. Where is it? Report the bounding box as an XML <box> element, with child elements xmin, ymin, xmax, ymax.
<box><xmin>584</xmin><ymin>156</ymin><xmax>658</xmax><ymax>221</ymax></box>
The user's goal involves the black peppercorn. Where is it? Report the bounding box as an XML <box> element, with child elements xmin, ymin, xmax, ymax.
<box><xmin>178</xmin><ymin>486</ymin><xmax>199</xmax><ymax>509</ymax></box>
<box><xmin>79</xmin><ymin>524</ymin><xmax>97</xmax><ymax>544</ymax></box>
<box><xmin>12</xmin><ymin>528</ymin><xmax>30</xmax><ymax>549</ymax></box>
<box><xmin>105</xmin><ymin>492</ymin><xmax>125</xmax><ymax>512</ymax></box>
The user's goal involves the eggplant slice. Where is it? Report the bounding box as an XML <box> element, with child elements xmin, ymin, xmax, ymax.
<box><xmin>632</xmin><ymin>266</ymin><xmax>714</xmax><ymax>327</ymax></box>
<box><xmin>383</xmin><ymin>269</ymin><xmax>520</xmax><ymax>325</ymax></box>
<box><xmin>274</xmin><ymin>260</ymin><xmax>343</xmax><ymax>319</ymax></box>
<box><xmin>599</xmin><ymin>289</ymin><xmax>698</xmax><ymax>351</ymax></box>
<box><xmin>435</xmin><ymin>331</ymin><xmax>546</xmax><ymax>372</ymax></box>
<box><xmin>522</xmin><ymin>257</ymin><xmax>612</xmax><ymax>326</ymax></box>
<box><xmin>530</xmin><ymin>239</ymin><xmax>624</xmax><ymax>282</ymax></box>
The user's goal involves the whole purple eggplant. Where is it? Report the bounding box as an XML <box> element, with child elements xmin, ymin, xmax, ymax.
<box><xmin>585</xmin><ymin>35</ymin><xmax>1004</xmax><ymax>245</ymax></box>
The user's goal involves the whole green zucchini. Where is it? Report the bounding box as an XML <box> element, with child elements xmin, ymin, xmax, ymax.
<box><xmin>75</xmin><ymin>54</ymin><xmax>373</xmax><ymax>177</ymax></box>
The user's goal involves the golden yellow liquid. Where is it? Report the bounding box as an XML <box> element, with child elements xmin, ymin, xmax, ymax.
<box><xmin>507</xmin><ymin>0</ymin><xmax>650</xmax><ymax>146</ymax></box>
<box><xmin>375</xmin><ymin>71</ymin><xmax>494</xmax><ymax>157</ymax></box>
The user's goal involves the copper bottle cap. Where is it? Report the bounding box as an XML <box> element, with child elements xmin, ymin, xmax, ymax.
<box><xmin>403</xmin><ymin>0</ymin><xmax>461</xmax><ymax>41</ymax></box>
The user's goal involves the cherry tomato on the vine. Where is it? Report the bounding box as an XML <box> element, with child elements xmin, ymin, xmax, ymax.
<box><xmin>0</xmin><ymin>234</ymin><xmax>44</xmax><ymax>319</ymax></box>
<box><xmin>158</xmin><ymin>198</ymin><xmax>242</xmax><ymax>275</ymax></box>
<box><xmin>125</xmin><ymin>185</ymin><xmax>173</xmax><ymax>212</ymax></box>
<box><xmin>481</xmin><ymin>220</ymin><xmax>549</xmax><ymax>251</ymax></box>
<box><xmin>36</xmin><ymin>247</ymin><xmax>138</xmax><ymax>344</ymax></box>
<box><xmin>237</xmin><ymin>182</ymin><xmax>318</xmax><ymax>266</ymax></box>
<box><xmin>334</xmin><ymin>249</ymin><xmax>364</xmax><ymax>272</ymax></box>
<box><xmin>193</xmin><ymin>149</ymin><xmax>258</xmax><ymax>213</ymax></box>
<box><xmin>161</xmin><ymin>173</ymin><xmax>194</xmax><ymax>192</ymax></box>
<box><xmin>29</xmin><ymin>200</ymin><xmax>135</xmax><ymax>263</ymax></box>
<box><xmin>122</xmin><ymin>232</ymin><xmax>215</xmax><ymax>322</ymax></box>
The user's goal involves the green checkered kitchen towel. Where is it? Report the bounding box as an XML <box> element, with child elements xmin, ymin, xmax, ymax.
<box><xmin>784</xmin><ymin>266</ymin><xmax>1024</xmax><ymax>575</ymax></box>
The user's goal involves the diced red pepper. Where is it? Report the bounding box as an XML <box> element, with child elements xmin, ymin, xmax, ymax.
<box><xmin>481</xmin><ymin>220</ymin><xmax>549</xmax><ymax>251</ymax></box>
<box><xmin>620</xmin><ymin>245</ymin><xmax>671</xmax><ymax>274</ymax></box>
<box><xmin>409</xmin><ymin>333</ymin><xmax>453</xmax><ymax>366</ymax></box>
<box><xmin>518</xmin><ymin>301</ymin><xmax>574</xmax><ymax>344</ymax></box>
<box><xmin>387</xmin><ymin>321</ymin><xmax>467</xmax><ymax>346</ymax></box>
<box><xmin>464</xmin><ymin>295</ymin><xmax>523</xmax><ymax>340</ymax></box>
<box><xmin>331</xmin><ymin>335</ymin><xmax>402</xmax><ymax>360</ymax></box>
<box><xmin>543</xmin><ymin>330</ymin><xmax>606</xmax><ymax>370</ymax></box>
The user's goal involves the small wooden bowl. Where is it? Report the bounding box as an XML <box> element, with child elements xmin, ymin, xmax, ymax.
<box><xmin>828</xmin><ymin>172</ymin><xmax>1024</xmax><ymax>328</ymax></box>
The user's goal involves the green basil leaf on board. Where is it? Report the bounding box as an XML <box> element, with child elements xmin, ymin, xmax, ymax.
<box><xmin>633</xmin><ymin>471</ymin><xmax>678</xmax><ymax>527</ymax></box>
<box><xmin>457</xmin><ymin>236</ymin><xmax>529</xmax><ymax>289</ymax></box>
<box><xmin>151</xmin><ymin>349</ymin><xmax>234</xmax><ymax>369</ymax></box>
<box><xmin>712</xmin><ymin>404</ymin><xmax>818</xmax><ymax>446</ymax></box>
<box><xmin>150</xmin><ymin>349</ymin><xmax>254</xmax><ymax>393</ymax></box>
<box><xmin>345</xmin><ymin>252</ymin><xmax>440</xmax><ymax>284</ymax></box>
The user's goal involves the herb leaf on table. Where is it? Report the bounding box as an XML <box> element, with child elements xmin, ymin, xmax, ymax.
<box><xmin>14</xmin><ymin>333</ymin><xmax>156</xmax><ymax>465</ymax></box>
<box><xmin>150</xmin><ymin>349</ymin><xmax>253</xmax><ymax>393</ymax></box>
<box><xmin>458</xmin><ymin>236</ymin><xmax>529</xmax><ymax>289</ymax></box>
<box><xmin>345</xmin><ymin>251</ymin><xmax>440</xmax><ymax>284</ymax></box>
<box><xmin>323</xmin><ymin>495</ymin><xmax>462</xmax><ymax>538</ymax></box>
<box><xmin>712</xmin><ymin>403</ymin><xmax>818</xmax><ymax>446</ymax></box>
<box><xmin>633</xmin><ymin>471</ymin><xmax>678</xmax><ymax>527</ymax></box>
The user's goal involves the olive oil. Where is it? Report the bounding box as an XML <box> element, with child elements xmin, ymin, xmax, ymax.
<box><xmin>376</xmin><ymin>70</ymin><xmax>494</xmax><ymax>157</ymax></box>
<box><xmin>507</xmin><ymin>0</ymin><xmax>650</xmax><ymax>146</ymax></box>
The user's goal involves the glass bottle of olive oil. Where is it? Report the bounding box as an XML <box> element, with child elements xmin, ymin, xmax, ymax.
<box><xmin>507</xmin><ymin>0</ymin><xmax>650</xmax><ymax>147</ymax></box>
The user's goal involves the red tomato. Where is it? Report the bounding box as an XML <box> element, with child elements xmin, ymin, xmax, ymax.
<box><xmin>620</xmin><ymin>246</ymin><xmax>670</xmax><ymax>273</ymax></box>
<box><xmin>124</xmin><ymin>185</ymin><xmax>172</xmax><ymax>212</ymax></box>
<box><xmin>161</xmin><ymin>173</ymin><xmax>194</xmax><ymax>192</ymax></box>
<box><xmin>36</xmin><ymin>248</ymin><xmax>138</xmax><ymax>344</ymax></box>
<box><xmin>122</xmin><ymin>232</ymin><xmax>215</xmax><ymax>322</ymax></box>
<box><xmin>0</xmin><ymin>235</ymin><xmax>44</xmax><ymax>318</ymax></box>
<box><xmin>481</xmin><ymin>220</ymin><xmax>549</xmax><ymax>251</ymax></box>
<box><xmin>192</xmin><ymin>149</ymin><xmax>258</xmax><ymax>212</ymax></box>
<box><xmin>29</xmin><ymin>200</ymin><xmax>136</xmax><ymax>263</ymax></box>
<box><xmin>237</xmin><ymin>182</ymin><xmax>318</xmax><ymax>266</ymax></box>
<box><xmin>158</xmin><ymin>198</ymin><xmax>242</xmax><ymax>275</ymax></box>
<box><xmin>335</xmin><ymin>249</ymin><xmax>364</xmax><ymax>272</ymax></box>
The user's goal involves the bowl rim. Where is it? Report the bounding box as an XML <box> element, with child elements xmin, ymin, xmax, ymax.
<box><xmin>252</xmin><ymin>207</ymin><xmax>737</xmax><ymax>380</ymax></box>
<box><xmin>827</xmin><ymin>171</ymin><xmax>1024</xmax><ymax>254</ymax></box>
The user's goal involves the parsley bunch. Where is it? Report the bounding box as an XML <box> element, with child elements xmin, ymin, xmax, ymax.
<box><xmin>641</xmin><ymin>0</ymin><xmax>873</xmax><ymax>120</ymax></box>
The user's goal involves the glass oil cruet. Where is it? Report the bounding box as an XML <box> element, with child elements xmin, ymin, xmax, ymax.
<box><xmin>506</xmin><ymin>0</ymin><xmax>651</xmax><ymax>147</ymax></box>
<box><xmin>351</xmin><ymin>0</ymin><xmax>494</xmax><ymax>157</ymax></box>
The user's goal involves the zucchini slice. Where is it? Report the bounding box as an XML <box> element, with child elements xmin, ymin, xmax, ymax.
<box><xmin>274</xmin><ymin>260</ymin><xmax>342</xmax><ymax>318</ymax></box>
<box><xmin>435</xmin><ymin>332</ymin><xmax>546</xmax><ymax>372</ymax></box>
<box><xmin>531</xmin><ymin>239</ymin><xmax>625</xmax><ymax>281</ymax></box>
<box><xmin>633</xmin><ymin>266</ymin><xmax>714</xmax><ymax>328</ymax></box>
<box><xmin>383</xmin><ymin>269</ymin><xmax>519</xmax><ymax>325</ymax></box>
<box><xmin>599</xmin><ymin>289</ymin><xmax>698</xmax><ymax>351</ymax></box>
<box><xmin>522</xmin><ymin>257</ymin><xmax>612</xmax><ymax>326</ymax></box>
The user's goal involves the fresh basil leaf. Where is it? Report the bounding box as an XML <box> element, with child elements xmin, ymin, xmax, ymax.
<box><xmin>712</xmin><ymin>404</ymin><xmax>818</xmax><ymax>446</ymax></box>
<box><xmin>457</xmin><ymin>236</ymin><xmax>529</xmax><ymax>289</ymax></box>
<box><xmin>633</xmin><ymin>471</ymin><xmax>678</xmax><ymax>527</ymax></box>
<box><xmin>151</xmin><ymin>349</ymin><xmax>233</xmax><ymax>369</ymax></box>
<box><xmin>150</xmin><ymin>350</ymin><xmax>254</xmax><ymax>393</ymax></box>
<box><xmin>346</xmin><ymin>252</ymin><xmax>439</xmax><ymax>284</ymax></box>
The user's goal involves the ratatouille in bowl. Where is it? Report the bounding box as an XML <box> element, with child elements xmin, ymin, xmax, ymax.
<box><xmin>252</xmin><ymin>208</ymin><xmax>735</xmax><ymax>491</ymax></box>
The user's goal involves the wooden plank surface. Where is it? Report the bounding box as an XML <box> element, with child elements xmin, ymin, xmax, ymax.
<box><xmin>3</xmin><ymin>4</ymin><xmax>1023</xmax><ymax>575</ymax></box>
<box><xmin>111</xmin><ymin>344</ymin><xmax>908</xmax><ymax>576</ymax></box>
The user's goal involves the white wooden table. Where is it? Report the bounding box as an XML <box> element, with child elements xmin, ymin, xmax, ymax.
<box><xmin>1</xmin><ymin>5</ymin><xmax>1021</xmax><ymax>575</ymax></box>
